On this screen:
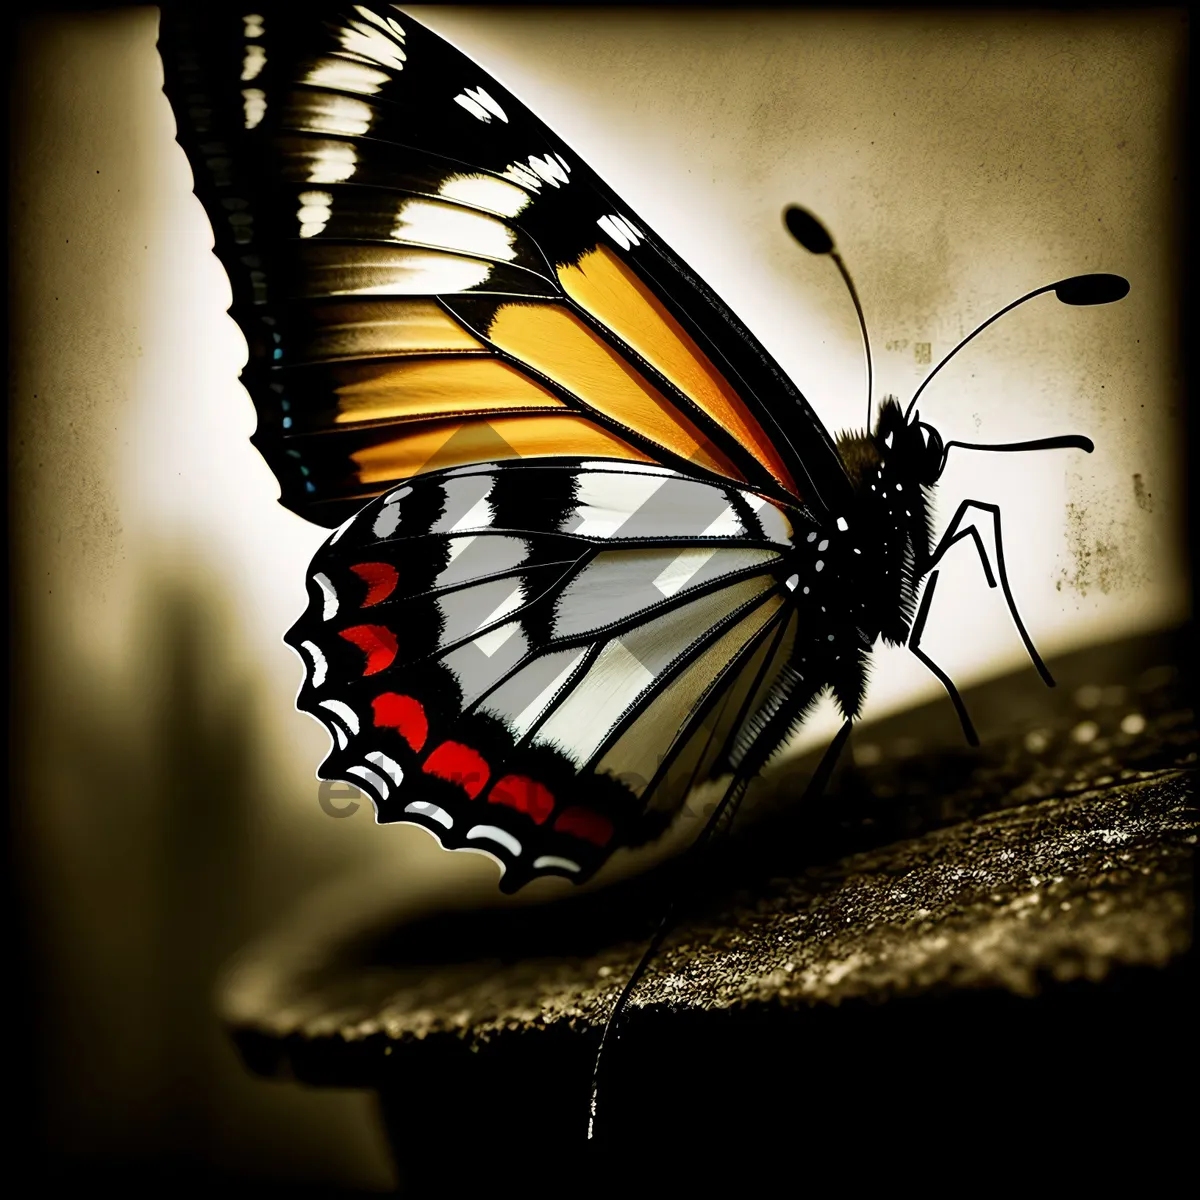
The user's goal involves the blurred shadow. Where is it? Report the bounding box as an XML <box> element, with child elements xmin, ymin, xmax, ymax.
<box><xmin>17</xmin><ymin>566</ymin><xmax>394</xmax><ymax>1190</ymax></box>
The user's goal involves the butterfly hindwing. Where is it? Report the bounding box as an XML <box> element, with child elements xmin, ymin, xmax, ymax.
<box><xmin>285</xmin><ymin>459</ymin><xmax>807</xmax><ymax>888</ymax></box>
<box><xmin>158</xmin><ymin>4</ymin><xmax>854</xmax><ymax>527</ymax></box>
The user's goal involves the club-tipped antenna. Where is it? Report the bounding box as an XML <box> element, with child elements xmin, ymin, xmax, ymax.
<box><xmin>904</xmin><ymin>273</ymin><xmax>1130</xmax><ymax>421</ymax></box>
<box><xmin>935</xmin><ymin>432</ymin><xmax>1095</xmax><ymax>474</ymax></box>
<box><xmin>785</xmin><ymin>205</ymin><xmax>874</xmax><ymax>430</ymax></box>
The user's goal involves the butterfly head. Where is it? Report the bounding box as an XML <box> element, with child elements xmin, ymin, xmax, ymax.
<box><xmin>835</xmin><ymin>397</ymin><xmax>944</xmax><ymax>497</ymax></box>
<box><xmin>874</xmin><ymin>397</ymin><xmax>944</xmax><ymax>485</ymax></box>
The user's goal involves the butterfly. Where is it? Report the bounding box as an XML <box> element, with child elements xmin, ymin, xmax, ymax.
<box><xmin>158</xmin><ymin>4</ymin><xmax>1128</xmax><ymax>895</ymax></box>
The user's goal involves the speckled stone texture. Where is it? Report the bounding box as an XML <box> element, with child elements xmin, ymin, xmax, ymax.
<box><xmin>222</xmin><ymin>628</ymin><xmax>1194</xmax><ymax>1192</ymax></box>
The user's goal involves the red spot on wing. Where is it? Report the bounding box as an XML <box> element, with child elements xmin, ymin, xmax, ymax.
<box><xmin>553</xmin><ymin>807</ymin><xmax>614</xmax><ymax>847</ymax></box>
<box><xmin>339</xmin><ymin>624</ymin><xmax>399</xmax><ymax>675</ymax></box>
<box><xmin>422</xmin><ymin>741</ymin><xmax>490</xmax><ymax>799</ymax></box>
<box><xmin>372</xmin><ymin>692</ymin><xmax>428</xmax><ymax>752</ymax></box>
<box><xmin>488</xmin><ymin>775</ymin><xmax>555</xmax><ymax>825</ymax></box>
<box><xmin>350</xmin><ymin>562</ymin><xmax>400</xmax><ymax>606</ymax></box>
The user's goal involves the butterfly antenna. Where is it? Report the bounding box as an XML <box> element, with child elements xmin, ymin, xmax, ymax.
<box><xmin>935</xmin><ymin>432</ymin><xmax>1095</xmax><ymax>473</ymax></box>
<box><xmin>784</xmin><ymin>206</ymin><xmax>874</xmax><ymax>431</ymax></box>
<box><xmin>904</xmin><ymin>273</ymin><xmax>1130</xmax><ymax>422</ymax></box>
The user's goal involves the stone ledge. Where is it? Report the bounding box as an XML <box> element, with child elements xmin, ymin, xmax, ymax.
<box><xmin>220</xmin><ymin>628</ymin><xmax>1194</xmax><ymax>1094</ymax></box>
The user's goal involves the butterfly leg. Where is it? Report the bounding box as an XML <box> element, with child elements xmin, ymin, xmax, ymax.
<box><xmin>908</xmin><ymin>569</ymin><xmax>980</xmax><ymax>746</ymax></box>
<box><xmin>925</xmin><ymin>498</ymin><xmax>1053</xmax><ymax>686</ymax></box>
<box><xmin>801</xmin><ymin>716</ymin><xmax>855</xmax><ymax>807</ymax></box>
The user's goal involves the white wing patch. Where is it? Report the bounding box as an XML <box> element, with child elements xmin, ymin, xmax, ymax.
<box><xmin>579</xmin><ymin>460</ymin><xmax>673</xmax><ymax>475</ymax></box>
<box><xmin>702</xmin><ymin>503</ymin><xmax>743</xmax><ymax>538</ymax></box>
<box><xmin>597</xmin><ymin>214</ymin><xmax>643</xmax><ymax>250</ymax></box>
<box><xmin>404</xmin><ymin>800</ymin><xmax>453</xmax><ymax>829</ymax></box>
<box><xmin>365</xmin><ymin>750</ymin><xmax>403</xmax><ymax>788</ymax></box>
<box><xmin>438</xmin><ymin>173</ymin><xmax>530</xmax><ymax>218</ymax></box>
<box><xmin>534</xmin><ymin>575</ymin><xmax>777</xmax><ymax>766</ymax></box>
<box><xmin>467</xmin><ymin>825</ymin><xmax>522</xmax><ymax>856</ymax></box>
<box><xmin>319</xmin><ymin>698</ymin><xmax>360</xmax><ymax>735</ymax></box>
<box><xmin>596</xmin><ymin>596</ymin><xmax>783</xmax><ymax>794</ymax></box>
<box><xmin>474</xmin><ymin>618</ymin><xmax>522</xmax><ymax>659</ymax></box>
<box><xmin>455</xmin><ymin>93</ymin><xmax>492</xmax><ymax>122</ymax></box>
<box><xmin>436</xmin><ymin>576</ymin><xmax>525</xmax><ymax>648</ymax></box>
<box><xmin>371</xmin><ymin>485</ymin><xmax>413</xmax><ymax>539</ymax></box>
<box><xmin>478</xmin><ymin>645</ymin><xmax>590</xmax><ymax>738</ymax></box>
<box><xmin>526</xmin><ymin>154</ymin><xmax>569</xmax><ymax>187</ymax></box>
<box><xmin>563</xmin><ymin>471</ymin><xmax>671</xmax><ymax>538</ymax></box>
<box><xmin>314</xmin><ymin>572</ymin><xmax>339</xmax><ymax>620</ymax></box>
<box><xmin>454</xmin><ymin>85</ymin><xmax>508</xmax><ymax>123</ymax></box>
<box><xmin>755</xmin><ymin>497</ymin><xmax>794</xmax><ymax>544</ymax></box>
<box><xmin>431</xmin><ymin>475</ymin><xmax>495</xmax><ymax>535</ymax></box>
<box><xmin>533</xmin><ymin>855</ymin><xmax>581</xmax><ymax>874</ymax></box>
<box><xmin>435</xmin><ymin>535</ymin><xmax>527</xmax><ymax>591</ymax></box>
<box><xmin>304</xmin><ymin>59</ymin><xmax>389</xmax><ymax>96</ymax></box>
<box><xmin>552</xmin><ymin>546</ymin><xmax>779</xmax><ymax>638</ymax></box>
<box><xmin>653</xmin><ymin>548</ymin><xmax>716</xmax><ymax>597</ymax></box>
<box><xmin>449</xmin><ymin>493</ymin><xmax>494</xmax><ymax>533</ymax></box>
<box><xmin>533</xmin><ymin>639</ymin><xmax>654</xmax><ymax>766</ymax></box>
<box><xmin>348</xmin><ymin>763</ymin><xmax>391</xmax><ymax>800</ymax></box>
<box><xmin>300</xmin><ymin>639</ymin><xmax>328</xmax><ymax>687</ymax></box>
<box><xmin>443</xmin><ymin>535</ymin><xmax>474</xmax><ymax>565</ymax></box>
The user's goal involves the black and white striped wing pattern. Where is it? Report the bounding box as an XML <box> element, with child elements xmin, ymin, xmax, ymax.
<box><xmin>286</xmin><ymin>459</ymin><xmax>811</xmax><ymax>889</ymax></box>
<box><xmin>158</xmin><ymin>3</ymin><xmax>854</xmax><ymax>529</ymax></box>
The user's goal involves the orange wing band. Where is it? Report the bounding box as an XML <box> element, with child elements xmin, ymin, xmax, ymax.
<box><xmin>484</xmin><ymin>300</ymin><xmax>745</xmax><ymax>482</ymax></box>
<box><xmin>559</xmin><ymin>246</ymin><xmax>799</xmax><ymax>498</ymax></box>
<box><xmin>351</xmin><ymin>414</ymin><xmax>653</xmax><ymax>484</ymax></box>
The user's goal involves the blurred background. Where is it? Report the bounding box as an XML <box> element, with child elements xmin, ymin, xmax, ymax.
<box><xmin>9</xmin><ymin>4</ymin><xmax>1187</xmax><ymax>1193</ymax></box>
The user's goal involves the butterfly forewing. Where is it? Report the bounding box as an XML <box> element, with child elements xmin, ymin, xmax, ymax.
<box><xmin>158</xmin><ymin>4</ymin><xmax>870</xmax><ymax>887</ymax></box>
<box><xmin>159</xmin><ymin>4</ymin><xmax>854</xmax><ymax>526</ymax></box>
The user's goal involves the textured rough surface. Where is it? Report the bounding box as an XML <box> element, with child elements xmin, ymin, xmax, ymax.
<box><xmin>224</xmin><ymin>773</ymin><xmax>1193</xmax><ymax>1063</ymax></box>
<box><xmin>648</xmin><ymin>772</ymin><xmax>1192</xmax><ymax>1007</ymax></box>
<box><xmin>221</xmin><ymin>628</ymin><xmax>1195</xmax><ymax>1086</ymax></box>
<box><xmin>219</xmin><ymin>629</ymin><xmax>1194</xmax><ymax>1190</ymax></box>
